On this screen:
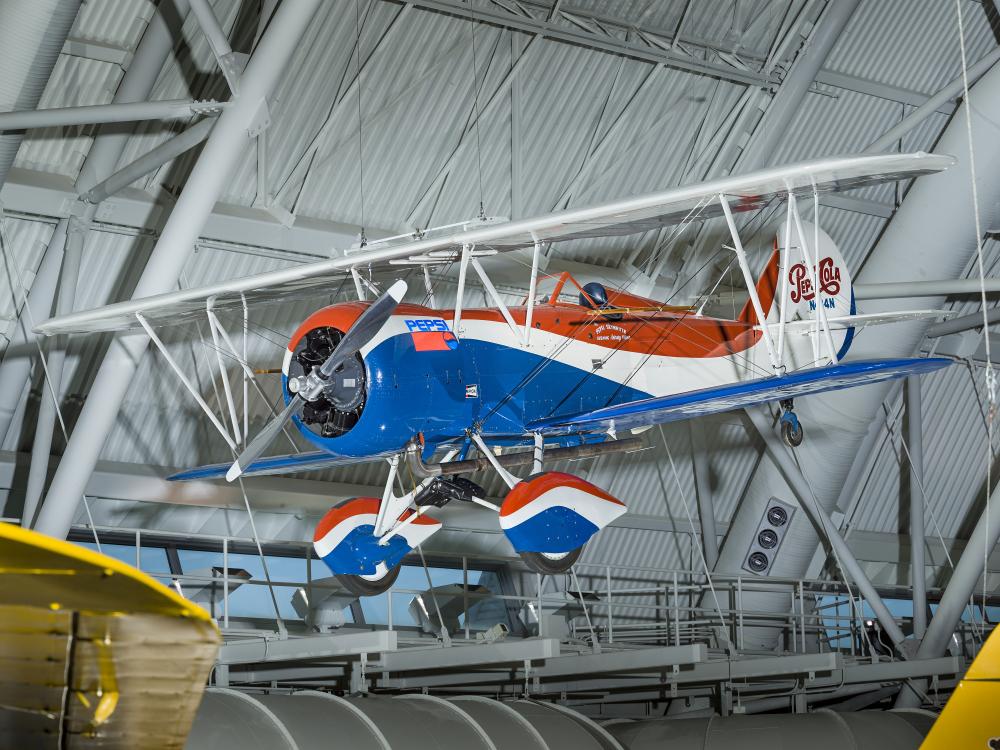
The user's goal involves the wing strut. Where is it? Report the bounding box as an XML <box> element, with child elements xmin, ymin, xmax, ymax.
<box><xmin>789</xmin><ymin>191</ymin><xmax>840</xmax><ymax>364</ymax></box>
<box><xmin>777</xmin><ymin>187</ymin><xmax>793</xmax><ymax>361</ymax></box>
<box><xmin>206</xmin><ymin>298</ymin><xmax>242</xmax><ymax>445</ymax></box>
<box><xmin>453</xmin><ymin>243</ymin><xmax>471</xmax><ymax>339</ymax></box>
<box><xmin>525</xmin><ymin>239</ymin><xmax>541</xmax><ymax>347</ymax></box>
<box><xmin>719</xmin><ymin>194</ymin><xmax>782</xmax><ymax>374</ymax></box>
<box><xmin>471</xmin><ymin>257</ymin><xmax>521</xmax><ymax>342</ymax></box>
<box><xmin>135</xmin><ymin>312</ymin><xmax>237</xmax><ymax>450</ymax></box>
<box><xmin>422</xmin><ymin>265</ymin><xmax>437</xmax><ymax>308</ymax></box>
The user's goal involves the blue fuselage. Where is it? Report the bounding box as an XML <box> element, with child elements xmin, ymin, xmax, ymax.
<box><xmin>285</xmin><ymin>325</ymin><xmax>648</xmax><ymax>458</ymax></box>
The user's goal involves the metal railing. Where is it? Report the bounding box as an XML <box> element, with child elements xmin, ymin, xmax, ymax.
<box><xmin>75</xmin><ymin>523</ymin><xmax>994</xmax><ymax>662</ymax></box>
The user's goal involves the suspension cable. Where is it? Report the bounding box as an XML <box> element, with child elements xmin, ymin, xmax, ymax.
<box><xmin>954</xmin><ymin>0</ymin><xmax>994</xmax><ymax>640</ymax></box>
<box><xmin>467</xmin><ymin>0</ymin><xmax>486</xmax><ymax>218</ymax></box>
<box><xmin>0</xmin><ymin>216</ymin><xmax>102</xmax><ymax>549</ymax></box>
<box><xmin>659</xmin><ymin>426</ymin><xmax>733</xmax><ymax>652</ymax></box>
<box><xmin>354</xmin><ymin>0</ymin><xmax>368</xmax><ymax>246</ymax></box>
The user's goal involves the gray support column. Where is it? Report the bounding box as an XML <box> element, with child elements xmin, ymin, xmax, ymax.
<box><xmin>689</xmin><ymin>422</ymin><xmax>719</xmax><ymax>569</ymax></box>
<box><xmin>35</xmin><ymin>0</ymin><xmax>323</xmax><ymax>539</ymax></box>
<box><xmin>741</xmin><ymin>408</ymin><xmax>907</xmax><ymax>649</ymax></box>
<box><xmin>0</xmin><ymin>99</ymin><xmax>217</xmax><ymax>131</ymax></box>
<box><xmin>0</xmin><ymin>0</ymin><xmax>81</xmax><ymax>189</ymax></box>
<box><xmin>0</xmin><ymin>0</ymin><xmax>192</xmax><ymax>440</ymax></box>
<box><xmin>75</xmin><ymin>0</ymin><xmax>192</xmax><ymax>195</ymax></box>
<box><xmin>711</xmin><ymin>52</ymin><xmax>1000</xmax><ymax>654</ymax></box>
<box><xmin>671</xmin><ymin>0</ymin><xmax>859</xmax><ymax>298</ymax></box>
<box><xmin>896</xmin><ymin>478</ymin><xmax>1000</xmax><ymax>706</ymax></box>
<box><xmin>0</xmin><ymin>220</ymin><xmax>66</xmax><ymax>442</ymax></box>
<box><xmin>866</xmin><ymin>52</ymin><xmax>1000</xmax><ymax>153</ymax></box>
<box><xmin>738</xmin><ymin>0</ymin><xmax>860</xmax><ymax>172</ymax></box>
<box><xmin>907</xmin><ymin>377</ymin><xmax>927</xmax><ymax>639</ymax></box>
<box><xmin>22</xmin><ymin>219</ymin><xmax>82</xmax><ymax>528</ymax></box>
<box><xmin>0</xmin><ymin>0</ymin><xmax>80</xmax><ymax>439</ymax></box>
<box><xmin>82</xmin><ymin>117</ymin><xmax>215</xmax><ymax>204</ymax></box>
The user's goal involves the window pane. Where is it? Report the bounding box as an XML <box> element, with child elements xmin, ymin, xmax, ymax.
<box><xmin>361</xmin><ymin>565</ymin><xmax>510</xmax><ymax>632</ymax></box>
<box><xmin>177</xmin><ymin>549</ymin><xmax>304</xmax><ymax>621</ymax></box>
<box><xmin>76</xmin><ymin>542</ymin><xmax>168</xmax><ymax>575</ymax></box>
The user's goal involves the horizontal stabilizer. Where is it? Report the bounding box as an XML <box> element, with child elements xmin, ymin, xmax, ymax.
<box><xmin>168</xmin><ymin>450</ymin><xmax>387</xmax><ymax>481</ymax></box>
<box><xmin>765</xmin><ymin>309</ymin><xmax>953</xmax><ymax>334</ymax></box>
<box><xmin>528</xmin><ymin>358</ymin><xmax>951</xmax><ymax>435</ymax></box>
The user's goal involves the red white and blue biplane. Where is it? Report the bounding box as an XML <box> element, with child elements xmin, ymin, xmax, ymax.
<box><xmin>36</xmin><ymin>152</ymin><xmax>956</xmax><ymax>594</ymax></box>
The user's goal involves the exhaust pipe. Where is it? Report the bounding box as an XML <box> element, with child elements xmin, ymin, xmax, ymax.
<box><xmin>404</xmin><ymin>437</ymin><xmax>647</xmax><ymax>480</ymax></box>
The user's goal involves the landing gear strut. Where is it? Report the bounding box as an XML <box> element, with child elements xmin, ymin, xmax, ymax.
<box><xmin>779</xmin><ymin>399</ymin><xmax>803</xmax><ymax>447</ymax></box>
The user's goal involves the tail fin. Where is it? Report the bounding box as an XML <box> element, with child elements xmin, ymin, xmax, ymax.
<box><xmin>741</xmin><ymin>220</ymin><xmax>856</xmax><ymax>360</ymax></box>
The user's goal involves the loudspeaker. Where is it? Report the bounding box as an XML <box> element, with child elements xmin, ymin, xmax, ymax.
<box><xmin>741</xmin><ymin>497</ymin><xmax>796</xmax><ymax>576</ymax></box>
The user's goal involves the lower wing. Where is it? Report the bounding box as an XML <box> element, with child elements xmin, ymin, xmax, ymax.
<box><xmin>528</xmin><ymin>358</ymin><xmax>951</xmax><ymax>435</ymax></box>
<box><xmin>168</xmin><ymin>450</ymin><xmax>392</xmax><ymax>481</ymax></box>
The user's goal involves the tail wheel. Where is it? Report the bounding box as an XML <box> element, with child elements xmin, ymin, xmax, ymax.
<box><xmin>780</xmin><ymin>416</ymin><xmax>804</xmax><ymax>447</ymax></box>
<box><xmin>336</xmin><ymin>562</ymin><xmax>401</xmax><ymax>597</ymax></box>
<box><xmin>519</xmin><ymin>547</ymin><xmax>583</xmax><ymax>575</ymax></box>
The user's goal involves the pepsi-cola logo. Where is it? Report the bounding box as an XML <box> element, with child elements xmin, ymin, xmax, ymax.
<box><xmin>789</xmin><ymin>257</ymin><xmax>841</xmax><ymax>303</ymax></box>
<box><xmin>405</xmin><ymin>318</ymin><xmax>450</xmax><ymax>332</ymax></box>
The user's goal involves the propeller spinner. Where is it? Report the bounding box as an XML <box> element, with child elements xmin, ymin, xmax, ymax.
<box><xmin>226</xmin><ymin>280</ymin><xmax>407</xmax><ymax>482</ymax></box>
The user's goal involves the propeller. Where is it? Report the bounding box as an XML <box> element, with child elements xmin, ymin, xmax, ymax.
<box><xmin>226</xmin><ymin>279</ymin><xmax>407</xmax><ymax>482</ymax></box>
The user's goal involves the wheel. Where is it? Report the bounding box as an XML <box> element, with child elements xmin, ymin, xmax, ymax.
<box><xmin>336</xmin><ymin>562</ymin><xmax>401</xmax><ymax>597</ymax></box>
<box><xmin>781</xmin><ymin>416</ymin><xmax>804</xmax><ymax>448</ymax></box>
<box><xmin>519</xmin><ymin>547</ymin><xmax>583</xmax><ymax>575</ymax></box>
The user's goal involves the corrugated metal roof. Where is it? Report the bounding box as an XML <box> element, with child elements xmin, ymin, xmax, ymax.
<box><xmin>2</xmin><ymin>0</ymin><xmax>999</xmax><ymax>593</ymax></box>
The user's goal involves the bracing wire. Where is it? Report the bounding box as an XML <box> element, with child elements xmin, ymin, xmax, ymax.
<box><xmin>179</xmin><ymin>272</ymin><xmax>285</xmax><ymax>630</ymax></box>
<box><xmin>354</xmin><ymin>0</ymin><xmax>368</xmax><ymax>246</ymax></box>
<box><xmin>785</xmin><ymin>436</ymin><xmax>880</xmax><ymax>660</ymax></box>
<box><xmin>879</xmin><ymin>402</ymin><xmax>987</xmax><ymax>641</ymax></box>
<box><xmin>658</xmin><ymin>425</ymin><xmax>734</xmax><ymax>652</ymax></box>
<box><xmin>954</xmin><ymin>0</ymin><xmax>994</xmax><ymax>641</ymax></box>
<box><xmin>569</xmin><ymin>566</ymin><xmax>602</xmax><ymax>648</ymax></box>
<box><xmin>467</xmin><ymin>0</ymin><xmax>486</xmax><ymax>218</ymax></box>
<box><xmin>0</xmin><ymin>217</ymin><xmax>102</xmax><ymax>549</ymax></box>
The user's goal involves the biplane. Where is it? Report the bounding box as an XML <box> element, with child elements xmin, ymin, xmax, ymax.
<box><xmin>36</xmin><ymin>152</ymin><xmax>955</xmax><ymax>594</ymax></box>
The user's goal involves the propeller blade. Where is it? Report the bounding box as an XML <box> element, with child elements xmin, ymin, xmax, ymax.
<box><xmin>319</xmin><ymin>279</ymin><xmax>407</xmax><ymax>378</ymax></box>
<box><xmin>226</xmin><ymin>279</ymin><xmax>407</xmax><ymax>483</ymax></box>
<box><xmin>226</xmin><ymin>394</ymin><xmax>303</xmax><ymax>482</ymax></box>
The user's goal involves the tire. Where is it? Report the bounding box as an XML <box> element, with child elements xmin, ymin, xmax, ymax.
<box><xmin>781</xmin><ymin>418</ymin><xmax>804</xmax><ymax>448</ymax></box>
<box><xmin>336</xmin><ymin>562</ymin><xmax>401</xmax><ymax>597</ymax></box>
<box><xmin>519</xmin><ymin>547</ymin><xmax>583</xmax><ymax>575</ymax></box>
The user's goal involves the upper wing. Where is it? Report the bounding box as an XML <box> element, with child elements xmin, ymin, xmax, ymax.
<box><xmin>35</xmin><ymin>152</ymin><xmax>953</xmax><ymax>335</ymax></box>
<box><xmin>527</xmin><ymin>358</ymin><xmax>951</xmax><ymax>435</ymax></box>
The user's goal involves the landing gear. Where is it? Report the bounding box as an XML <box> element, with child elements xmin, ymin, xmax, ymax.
<box><xmin>779</xmin><ymin>399</ymin><xmax>803</xmax><ymax>447</ymax></box>
<box><xmin>336</xmin><ymin>563</ymin><xmax>401</xmax><ymax>597</ymax></box>
<box><xmin>520</xmin><ymin>547</ymin><xmax>583</xmax><ymax>576</ymax></box>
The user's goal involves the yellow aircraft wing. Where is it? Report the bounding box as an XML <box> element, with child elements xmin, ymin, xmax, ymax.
<box><xmin>920</xmin><ymin>623</ymin><xmax>1000</xmax><ymax>749</ymax></box>
<box><xmin>0</xmin><ymin>522</ymin><xmax>220</xmax><ymax>749</ymax></box>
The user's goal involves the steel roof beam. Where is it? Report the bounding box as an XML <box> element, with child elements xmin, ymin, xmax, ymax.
<box><xmin>34</xmin><ymin>0</ymin><xmax>325</xmax><ymax>540</ymax></box>
<box><xmin>409</xmin><ymin>0</ymin><xmax>954</xmax><ymax>111</ymax></box>
<box><xmin>867</xmin><ymin>48</ymin><xmax>1000</xmax><ymax>152</ymax></box>
<box><xmin>0</xmin><ymin>99</ymin><xmax>224</xmax><ymax>132</ymax></box>
<box><xmin>406</xmin><ymin>0</ymin><xmax>775</xmax><ymax>88</ymax></box>
<box><xmin>0</xmin><ymin>169</ymin><xmax>373</xmax><ymax>258</ymax></box>
<box><xmin>80</xmin><ymin>118</ymin><xmax>216</xmax><ymax>205</ymax></box>
<box><xmin>0</xmin><ymin>0</ymin><xmax>81</xmax><ymax>191</ymax></box>
<box><xmin>188</xmin><ymin>0</ymin><xmax>242</xmax><ymax>93</ymax></box>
